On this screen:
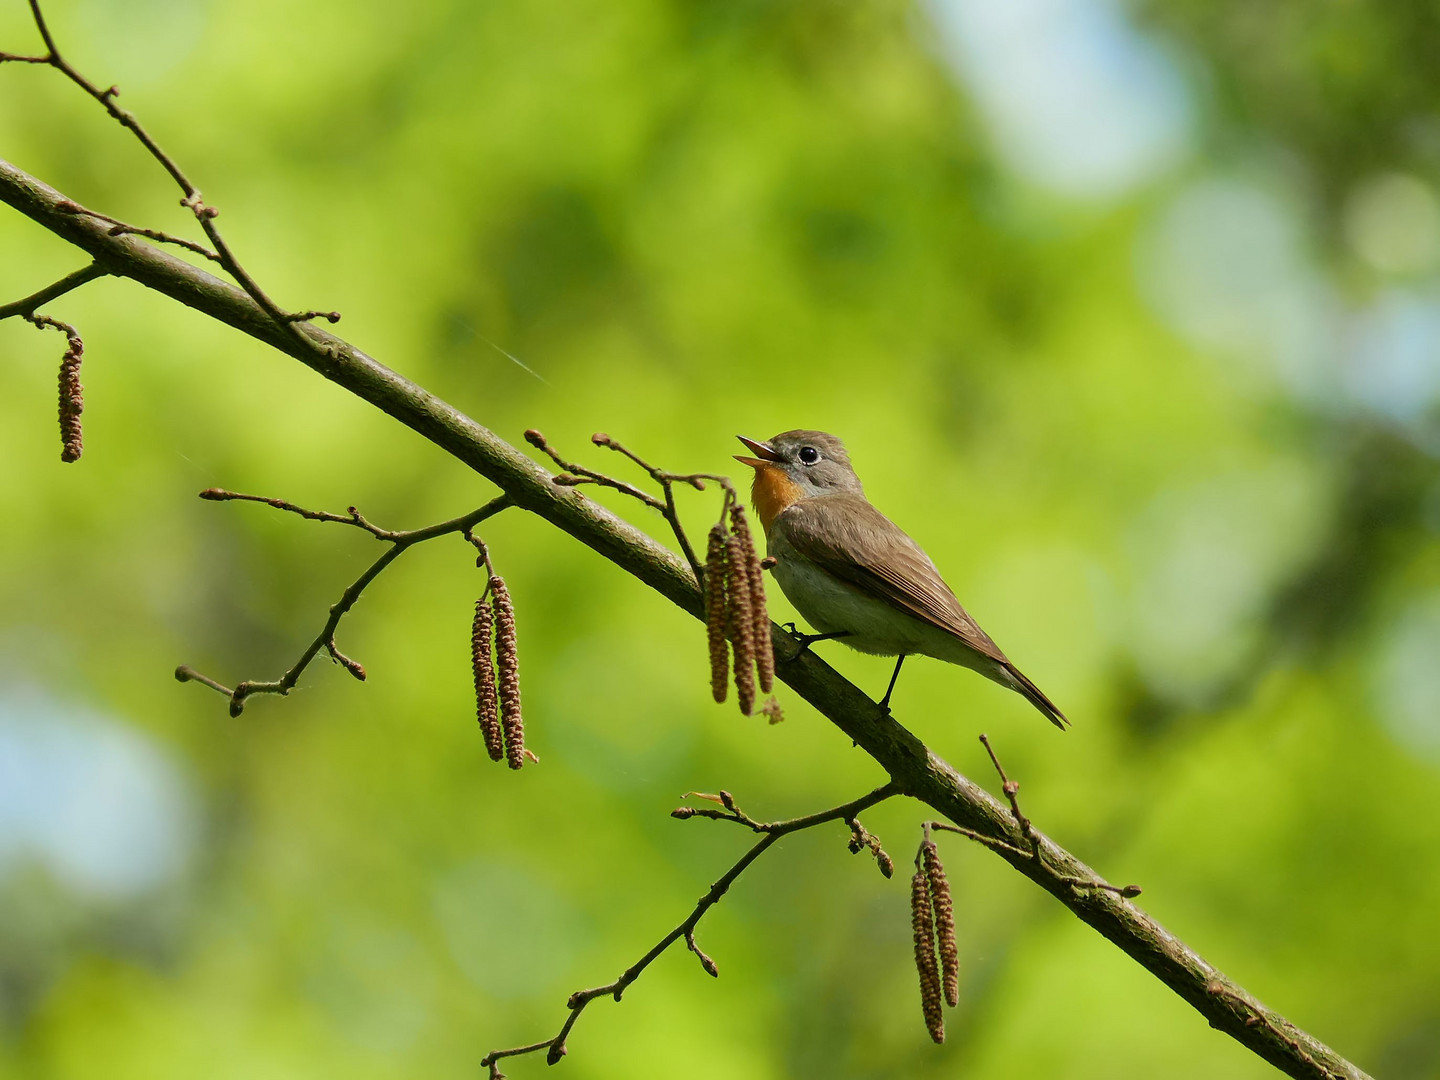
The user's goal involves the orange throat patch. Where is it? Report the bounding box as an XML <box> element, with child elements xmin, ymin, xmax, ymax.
<box><xmin>749</xmin><ymin>464</ymin><xmax>804</xmax><ymax>533</ymax></box>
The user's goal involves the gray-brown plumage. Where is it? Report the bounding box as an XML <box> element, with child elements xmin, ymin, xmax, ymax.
<box><xmin>736</xmin><ymin>430</ymin><xmax>1067</xmax><ymax>729</ymax></box>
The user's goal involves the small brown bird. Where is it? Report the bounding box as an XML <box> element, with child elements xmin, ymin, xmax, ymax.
<box><xmin>735</xmin><ymin>430</ymin><xmax>1067</xmax><ymax>729</ymax></box>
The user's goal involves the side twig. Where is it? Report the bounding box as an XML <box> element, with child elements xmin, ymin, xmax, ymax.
<box><xmin>176</xmin><ymin>492</ymin><xmax>512</xmax><ymax>715</ymax></box>
<box><xmin>523</xmin><ymin>431</ymin><xmax>781</xmax><ymax>717</ymax></box>
<box><xmin>524</xmin><ymin>428</ymin><xmax>735</xmax><ymax>584</ymax></box>
<box><xmin>0</xmin><ymin>262</ymin><xmax>106</xmax><ymax>321</ymax></box>
<box><xmin>57</xmin><ymin>200</ymin><xmax>220</xmax><ymax>262</ymax></box>
<box><xmin>928</xmin><ymin>734</ymin><xmax>1141</xmax><ymax>899</ymax></box>
<box><xmin>480</xmin><ymin>782</ymin><xmax>898</xmax><ymax>1076</ymax></box>
<box><xmin>7</xmin><ymin>0</ymin><xmax>335</xmax><ymax>342</ymax></box>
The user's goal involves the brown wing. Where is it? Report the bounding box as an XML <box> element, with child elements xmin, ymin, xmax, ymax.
<box><xmin>775</xmin><ymin>494</ymin><xmax>1009</xmax><ymax>665</ymax></box>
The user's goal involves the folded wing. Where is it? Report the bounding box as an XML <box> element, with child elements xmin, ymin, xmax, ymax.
<box><xmin>777</xmin><ymin>494</ymin><xmax>1068</xmax><ymax>728</ymax></box>
<box><xmin>777</xmin><ymin>494</ymin><xmax>1006</xmax><ymax>662</ymax></box>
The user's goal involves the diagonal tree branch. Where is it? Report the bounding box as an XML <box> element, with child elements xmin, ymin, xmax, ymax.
<box><xmin>0</xmin><ymin>155</ymin><xmax>1368</xmax><ymax>1080</ymax></box>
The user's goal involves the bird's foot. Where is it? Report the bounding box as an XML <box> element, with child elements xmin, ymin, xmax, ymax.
<box><xmin>777</xmin><ymin>624</ymin><xmax>851</xmax><ymax>662</ymax></box>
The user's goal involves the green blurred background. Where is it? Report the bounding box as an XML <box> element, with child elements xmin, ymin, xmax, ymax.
<box><xmin>2</xmin><ymin>0</ymin><xmax>1438</xmax><ymax>1076</ymax></box>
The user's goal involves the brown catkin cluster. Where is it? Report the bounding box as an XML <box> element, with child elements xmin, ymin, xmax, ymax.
<box><xmin>700</xmin><ymin>498</ymin><xmax>775</xmax><ymax>716</ymax></box>
<box><xmin>922</xmin><ymin>840</ymin><xmax>959</xmax><ymax>1007</ymax></box>
<box><xmin>704</xmin><ymin>524</ymin><xmax>730</xmax><ymax>703</ymax></box>
<box><xmin>730</xmin><ymin>503</ymin><xmax>773</xmax><ymax>694</ymax></box>
<box><xmin>471</xmin><ymin>598</ymin><xmax>503</xmax><ymax>761</ymax></box>
<box><xmin>490</xmin><ymin>576</ymin><xmax>525</xmax><ymax>769</ymax></box>
<box><xmin>725</xmin><ymin>531</ymin><xmax>756</xmax><ymax>716</ymax></box>
<box><xmin>57</xmin><ymin>330</ymin><xmax>84</xmax><ymax>463</ymax></box>
<box><xmin>911</xmin><ymin>865</ymin><xmax>945</xmax><ymax>1043</ymax></box>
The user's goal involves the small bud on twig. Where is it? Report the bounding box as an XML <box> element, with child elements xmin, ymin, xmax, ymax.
<box><xmin>849</xmin><ymin>820</ymin><xmax>894</xmax><ymax>878</ymax></box>
<box><xmin>329</xmin><ymin>644</ymin><xmax>366</xmax><ymax>681</ymax></box>
<box><xmin>869</xmin><ymin>833</ymin><xmax>894</xmax><ymax>878</ymax></box>
<box><xmin>760</xmin><ymin>696</ymin><xmax>784</xmax><ymax>724</ymax></box>
<box><xmin>686</xmin><ymin>931</ymin><xmax>719</xmax><ymax>977</ymax></box>
<box><xmin>472</xmin><ymin>597</ymin><xmax>503</xmax><ymax>761</ymax></box>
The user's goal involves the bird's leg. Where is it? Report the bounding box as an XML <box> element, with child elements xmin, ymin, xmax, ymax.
<box><xmin>876</xmin><ymin>655</ymin><xmax>906</xmax><ymax>714</ymax></box>
<box><xmin>778</xmin><ymin>623</ymin><xmax>851</xmax><ymax>661</ymax></box>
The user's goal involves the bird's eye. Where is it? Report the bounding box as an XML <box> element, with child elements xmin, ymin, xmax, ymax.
<box><xmin>797</xmin><ymin>446</ymin><xmax>821</xmax><ymax>466</ymax></box>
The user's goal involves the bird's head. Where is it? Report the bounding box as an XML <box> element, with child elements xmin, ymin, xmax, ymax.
<box><xmin>735</xmin><ymin>430</ymin><xmax>863</xmax><ymax>530</ymax></box>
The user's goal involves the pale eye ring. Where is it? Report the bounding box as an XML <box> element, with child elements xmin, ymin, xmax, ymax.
<box><xmin>797</xmin><ymin>446</ymin><xmax>821</xmax><ymax>466</ymax></box>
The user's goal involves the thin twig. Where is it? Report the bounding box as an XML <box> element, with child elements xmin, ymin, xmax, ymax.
<box><xmin>669</xmin><ymin>789</ymin><xmax>765</xmax><ymax>829</ymax></box>
<box><xmin>481</xmin><ymin>782</ymin><xmax>898</xmax><ymax>1072</ymax></box>
<box><xmin>592</xmin><ymin>431</ymin><xmax>735</xmax><ymax>582</ymax></box>
<box><xmin>24</xmin><ymin>312</ymin><xmax>78</xmax><ymax>339</ymax></box>
<box><xmin>927</xmin><ymin>821</ymin><xmax>1035</xmax><ymax>861</ymax></box>
<box><xmin>14</xmin><ymin>0</ymin><xmax>331</xmax><ymax>345</ymax></box>
<box><xmin>926</xmin><ymin>734</ymin><xmax>1142</xmax><ymax>899</ymax></box>
<box><xmin>980</xmin><ymin>731</ymin><xmax>1041</xmax><ymax>861</ymax></box>
<box><xmin>177</xmin><ymin>493</ymin><xmax>512</xmax><ymax>715</ymax></box>
<box><xmin>172</xmin><ymin>665</ymin><xmax>233</xmax><ymax>697</ymax></box>
<box><xmin>197</xmin><ymin>488</ymin><xmax>393</xmax><ymax>536</ymax></box>
<box><xmin>525</xmin><ymin>429</ymin><xmax>737</xmax><ymax>584</ymax></box>
<box><xmin>57</xmin><ymin>200</ymin><xmax>219</xmax><ymax>261</ymax></box>
<box><xmin>524</xmin><ymin>428</ymin><xmax>665</xmax><ymax>509</ymax></box>
<box><xmin>0</xmin><ymin>262</ymin><xmax>106</xmax><ymax>321</ymax></box>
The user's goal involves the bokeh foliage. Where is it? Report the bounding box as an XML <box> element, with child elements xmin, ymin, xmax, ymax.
<box><xmin>1</xmin><ymin>1</ymin><xmax>1437</xmax><ymax>1077</ymax></box>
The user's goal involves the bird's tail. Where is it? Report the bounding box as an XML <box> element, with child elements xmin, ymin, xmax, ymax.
<box><xmin>1000</xmin><ymin>662</ymin><xmax>1069</xmax><ymax>730</ymax></box>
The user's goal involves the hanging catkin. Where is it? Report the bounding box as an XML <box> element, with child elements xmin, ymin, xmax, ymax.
<box><xmin>704</xmin><ymin>524</ymin><xmax>730</xmax><ymax>703</ymax></box>
<box><xmin>471</xmin><ymin>597</ymin><xmax>503</xmax><ymax>761</ymax></box>
<box><xmin>490</xmin><ymin>576</ymin><xmax>524</xmax><ymax>769</ymax></box>
<box><xmin>910</xmin><ymin>863</ymin><xmax>945</xmax><ymax>1043</ymax></box>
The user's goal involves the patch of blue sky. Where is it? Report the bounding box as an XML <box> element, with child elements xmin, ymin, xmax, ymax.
<box><xmin>0</xmin><ymin>690</ymin><xmax>196</xmax><ymax>900</ymax></box>
<box><xmin>926</xmin><ymin>0</ymin><xmax>1193</xmax><ymax>200</ymax></box>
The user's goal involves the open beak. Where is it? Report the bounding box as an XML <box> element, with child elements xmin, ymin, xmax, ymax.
<box><xmin>735</xmin><ymin>435</ymin><xmax>780</xmax><ymax>469</ymax></box>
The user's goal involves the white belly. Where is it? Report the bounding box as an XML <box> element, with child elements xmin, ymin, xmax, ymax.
<box><xmin>771</xmin><ymin>549</ymin><xmax>988</xmax><ymax>671</ymax></box>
